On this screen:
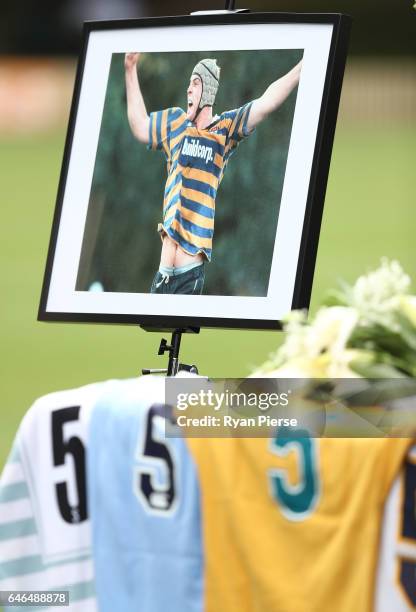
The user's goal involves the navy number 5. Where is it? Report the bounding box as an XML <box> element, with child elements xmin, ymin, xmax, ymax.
<box><xmin>134</xmin><ymin>405</ymin><xmax>177</xmax><ymax>515</ymax></box>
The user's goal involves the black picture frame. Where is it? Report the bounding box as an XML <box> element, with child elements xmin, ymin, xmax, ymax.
<box><xmin>38</xmin><ymin>11</ymin><xmax>351</xmax><ymax>331</ymax></box>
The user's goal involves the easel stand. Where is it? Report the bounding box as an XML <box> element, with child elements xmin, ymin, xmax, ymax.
<box><xmin>141</xmin><ymin>327</ymin><xmax>200</xmax><ymax>377</ymax></box>
<box><xmin>141</xmin><ymin>0</ymin><xmax>248</xmax><ymax>378</ymax></box>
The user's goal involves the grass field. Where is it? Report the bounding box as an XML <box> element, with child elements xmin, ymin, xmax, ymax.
<box><xmin>0</xmin><ymin>124</ymin><xmax>415</xmax><ymax>468</ymax></box>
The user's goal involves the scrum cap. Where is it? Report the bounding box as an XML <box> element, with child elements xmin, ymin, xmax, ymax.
<box><xmin>192</xmin><ymin>59</ymin><xmax>221</xmax><ymax>108</ymax></box>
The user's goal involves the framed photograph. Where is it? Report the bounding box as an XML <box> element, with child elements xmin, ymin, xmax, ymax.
<box><xmin>38</xmin><ymin>12</ymin><xmax>351</xmax><ymax>330</ymax></box>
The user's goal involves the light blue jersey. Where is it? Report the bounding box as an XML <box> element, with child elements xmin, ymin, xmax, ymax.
<box><xmin>87</xmin><ymin>376</ymin><xmax>203</xmax><ymax>612</ymax></box>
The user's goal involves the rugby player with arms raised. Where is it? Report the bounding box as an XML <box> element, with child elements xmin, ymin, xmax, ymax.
<box><xmin>125</xmin><ymin>52</ymin><xmax>302</xmax><ymax>294</ymax></box>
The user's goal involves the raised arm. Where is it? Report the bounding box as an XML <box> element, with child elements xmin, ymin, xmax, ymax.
<box><xmin>246</xmin><ymin>60</ymin><xmax>302</xmax><ymax>131</ymax></box>
<box><xmin>124</xmin><ymin>53</ymin><xmax>150</xmax><ymax>144</ymax></box>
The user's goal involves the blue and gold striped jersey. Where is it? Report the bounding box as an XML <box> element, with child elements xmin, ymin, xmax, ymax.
<box><xmin>148</xmin><ymin>103</ymin><xmax>253</xmax><ymax>261</ymax></box>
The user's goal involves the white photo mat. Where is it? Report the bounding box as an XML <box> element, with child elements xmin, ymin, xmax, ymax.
<box><xmin>45</xmin><ymin>22</ymin><xmax>334</xmax><ymax>322</ymax></box>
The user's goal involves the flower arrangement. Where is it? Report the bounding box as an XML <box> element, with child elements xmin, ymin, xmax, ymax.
<box><xmin>258</xmin><ymin>259</ymin><xmax>416</xmax><ymax>379</ymax></box>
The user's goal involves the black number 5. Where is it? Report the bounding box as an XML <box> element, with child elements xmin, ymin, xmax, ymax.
<box><xmin>52</xmin><ymin>406</ymin><xmax>87</xmax><ymax>524</ymax></box>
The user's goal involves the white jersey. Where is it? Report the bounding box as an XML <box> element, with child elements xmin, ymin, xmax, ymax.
<box><xmin>0</xmin><ymin>376</ymin><xmax>203</xmax><ymax>612</ymax></box>
<box><xmin>0</xmin><ymin>382</ymin><xmax>113</xmax><ymax>612</ymax></box>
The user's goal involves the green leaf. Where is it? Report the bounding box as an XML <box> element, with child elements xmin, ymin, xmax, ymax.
<box><xmin>349</xmin><ymin>357</ymin><xmax>406</xmax><ymax>379</ymax></box>
<box><xmin>321</xmin><ymin>289</ymin><xmax>349</xmax><ymax>307</ymax></box>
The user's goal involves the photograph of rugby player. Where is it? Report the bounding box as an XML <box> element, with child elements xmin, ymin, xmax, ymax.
<box><xmin>76</xmin><ymin>50</ymin><xmax>303</xmax><ymax>297</ymax></box>
<box><xmin>126</xmin><ymin>53</ymin><xmax>302</xmax><ymax>295</ymax></box>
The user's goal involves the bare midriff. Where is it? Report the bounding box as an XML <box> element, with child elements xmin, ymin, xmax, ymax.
<box><xmin>160</xmin><ymin>234</ymin><xmax>204</xmax><ymax>268</ymax></box>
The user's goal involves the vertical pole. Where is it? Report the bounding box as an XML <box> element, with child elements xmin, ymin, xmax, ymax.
<box><xmin>167</xmin><ymin>330</ymin><xmax>182</xmax><ymax>376</ymax></box>
<box><xmin>225</xmin><ymin>0</ymin><xmax>236</xmax><ymax>10</ymax></box>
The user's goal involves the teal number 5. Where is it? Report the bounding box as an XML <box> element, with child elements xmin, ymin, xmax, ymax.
<box><xmin>269</xmin><ymin>432</ymin><xmax>320</xmax><ymax>521</ymax></box>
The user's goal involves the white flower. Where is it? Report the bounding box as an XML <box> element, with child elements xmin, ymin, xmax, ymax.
<box><xmin>254</xmin><ymin>259</ymin><xmax>415</xmax><ymax>379</ymax></box>
<box><xmin>397</xmin><ymin>295</ymin><xmax>416</xmax><ymax>327</ymax></box>
<box><xmin>350</xmin><ymin>259</ymin><xmax>411</xmax><ymax>329</ymax></box>
<box><xmin>305</xmin><ymin>306</ymin><xmax>358</xmax><ymax>359</ymax></box>
<box><xmin>258</xmin><ymin>310</ymin><xmax>308</xmax><ymax>372</ymax></box>
<box><xmin>259</xmin><ymin>306</ymin><xmax>358</xmax><ymax>377</ymax></box>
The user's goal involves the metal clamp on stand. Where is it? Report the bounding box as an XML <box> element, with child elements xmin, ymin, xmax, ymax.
<box><xmin>141</xmin><ymin>328</ymin><xmax>200</xmax><ymax>377</ymax></box>
<box><xmin>191</xmin><ymin>0</ymin><xmax>249</xmax><ymax>15</ymax></box>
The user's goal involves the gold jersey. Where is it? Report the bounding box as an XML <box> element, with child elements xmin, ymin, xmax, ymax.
<box><xmin>188</xmin><ymin>436</ymin><xmax>411</xmax><ymax>612</ymax></box>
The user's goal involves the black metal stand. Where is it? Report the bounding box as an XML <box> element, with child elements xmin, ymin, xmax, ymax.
<box><xmin>141</xmin><ymin>0</ymin><xmax>250</xmax><ymax>378</ymax></box>
<box><xmin>141</xmin><ymin>328</ymin><xmax>200</xmax><ymax>377</ymax></box>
